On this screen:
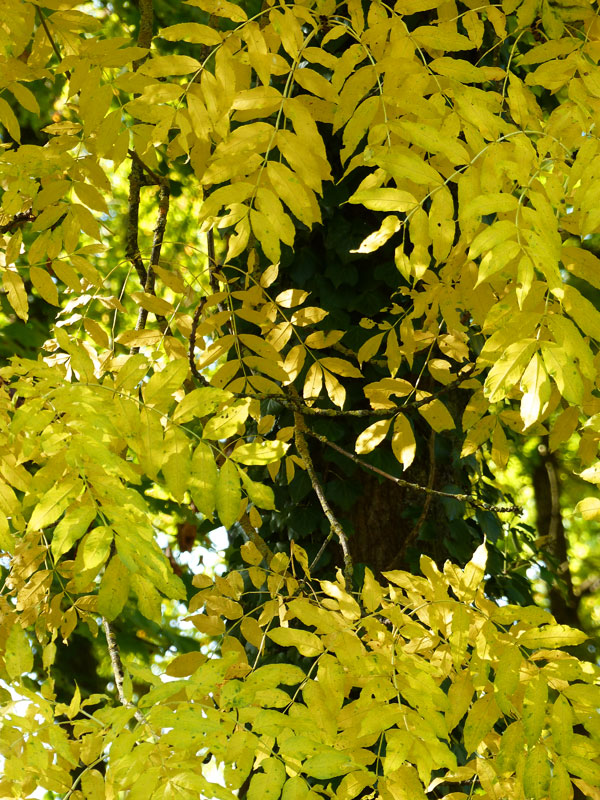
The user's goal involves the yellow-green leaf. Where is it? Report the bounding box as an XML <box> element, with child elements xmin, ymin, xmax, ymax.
<box><xmin>216</xmin><ymin>459</ymin><xmax>242</xmax><ymax>529</ymax></box>
<box><xmin>5</xmin><ymin>624</ymin><xmax>33</xmax><ymax>680</ymax></box>
<box><xmin>267</xmin><ymin>627</ymin><xmax>324</xmax><ymax>657</ymax></box>
<box><xmin>51</xmin><ymin>505</ymin><xmax>96</xmax><ymax>560</ymax></box>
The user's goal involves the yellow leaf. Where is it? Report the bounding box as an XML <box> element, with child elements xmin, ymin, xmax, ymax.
<box><xmin>80</xmin><ymin>525</ymin><xmax>113</xmax><ymax>571</ymax></box>
<box><xmin>549</xmin><ymin>758</ymin><xmax>573</xmax><ymax>800</ymax></box>
<box><xmin>139</xmin><ymin>55</ymin><xmax>201</xmax><ymax>77</ymax></box>
<box><xmin>418</xmin><ymin>399</ymin><xmax>454</xmax><ymax>432</ymax></box>
<box><xmin>97</xmin><ymin>556</ymin><xmax>130</xmax><ymax>620</ymax></box>
<box><xmin>250</xmin><ymin>208</ymin><xmax>282</xmax><ymax>263</ymax></box>
<box><xmin>557</xmin><ymin>283</ymin><xmax>600</xmax><ymax>341</ymax></box>
<box><xmin>462</xmin><ymin>542</ymin><xmax>487</xmax><ymax>601</ymax></box>
<box><xmin>5</xmin><ymin>624</ymin><xmax>32</xmax><ymax>680</ymax></box>
<box><xmin>276</xmin><ymin>289</ymin><xmax>309</xmax><ymax>308</ymax></box>
<box><xmin>519</xmin><ymin>353</ymin><xmax>551</xmax><ymax>429</ymax></box>
<box><xmin>348</xmin><ymin>187</ymin><xmax>418</xmax><ymax>212</ymax></box>
<box><xmin>429</xmin><ymin>186</ymin><xmax>455</xmax><ymax>262</ymax></box>
<box><xmin>202</xmin><ymin>399</ymin><xmax>251</xmax><ymax>439</ymax></box>
<box><xmin>412</xmin><ymin>25</ymin><xmax>474</xmax><ymax>51</ymax></box>
<box><xmin>368</xmin><ymin>147</ymin><xmax>443</xmax><ymax>186</ymax></box>
<box><xmin>541</xmin><ymin>342</ymin><xmax>583</xmax><ymax>406</ymax></box>
<box><xmin>355</xmin><ymin>418</ymin><xmax>392</xmax><ymax>454</ymax></box>
<box><xmin>305</xmin><ymin>330</ymin><xmax>345</xmax><ymax>349</ymax></box>
<box><xmin>522</xmin><ymin>674</ymin><xmax>547</xmax><ymax>746</ymax></box>
<box><xmin>523</xmin><ymin>745</ymin><xmax>551</xmax><ymax>800</ymax></box>
<box><xmin>2</xmin><ymin>270</ymin><xmax>28</xmax><ymax>320</ymax></box>
<box><xmin>518</xmin><ymin>625</ymin><xmax>587</xmax><ymax>649</ymax></box>
<box><xmin>463</xmin><ymin>693</ymin><xmax>501</xmax><ymax>754</ymax></box>
<box><xmin>267</xmin><ymin>162</ymin><xmax>320</xmax><ymax>227</ymax></box>
<box><xmin>324</xmin><ymin>369</ymin><xmax>346</xmax><ymax>409</ymax></box>
<box><xmin>231</xmin><ymin>440</ymin><xmax>288</xmax><ymax>465</ymax></box>
<box><xmin>267</xmin><ymin>627</ymin><xmax>324</xmax><ymax>657</ymax></box>
<box><xmin>294</xmin><ymin>68</ymin><xmax>337</xmax><ymax>102</ymax></box>
<box><xmin>575</xmin><ymin>495</ymin><xmax>600</xmax><ymax>518</ymax></box>
<box><xmin>303</xmin><ymin>362</ymin><xmax>323</xmax><ymax>402</ymax></box>
<box><xmin>430</xmin><ymin>56</ymin><xmax>499</xmax><ymax>83</ymax></box>
<box><xmin>0</xmin><ymin>96</ymin><xmax>20</xmax><ymax>142</ymax></box>
<box><xmin>341</xmin><ymin>95</ymin><xmax>379</xmax><ymax>163</ymax></box>
<box><xmin>143</xmin><ymin>359</ymin><xmax>189</xmax><ymax>410</ymax></box>
<box><xmin>186</xmin><ymin>0</ymin><xmax>247</xmax><ymax>21</ymax></box>
<box><xmin>190</xmin><ymin>442</ymin><xmax>218</xmax><ymax>520</ymax></box>
<box><xmin>233</xmin><ymin>86</ymin><xmax>281</xmax><ymax>111</ymax></box>
<box><xmin>29</xmin><ymin>266</ymin><xmax>59</xmax><ymax>306</ymax></box>
<box><xmin>395</xmin><ymin>119</ymin><xmax>470</xmax><ymax>164</ymax></box>
<box><xmin>131</xmin><ymin>291</ymin><xmax>174</xmax><ymax>316</ymax></box>
<box><xmin>319</xmin><ymin>357</ymin><xmax>362</xmax><ymax>378</ymax></box>
<box><xmin>392</xmin><ymin>413</ymin><xmax>416</xmax><ymax>470</ymax></box>
<box><xmin>173</xmin><ymin>387</ymin><xmax>230</xmax><ymax>423</ymax></box>
<box><xmin>468</xmin><ymin>219</ymin><xmax>516</xmax><ymax>260</ymax></box>
<box><xmin>461</xmin><ymin>193</ymin><xmax>519</xmax><ymax>219</ymax></box>
<box><xmin>283</xmin><ymin>345</ymin><xmax>306</xmax><ymax>382</ymax></box>
<box><xmin>484</xmin><ymin>339</ymin><xmax>538</xmax><ymax>403</ymax></box>
<box><xmin>29</xmin><ymin>480</ymin><xmax>81</xmax><ymax>532</ymax></box>
<box><xmin>351</xmin><ymin>215</ymin><xmax>401</xmax><ymax>254</ymax></box>
<box><xmin>52</xmin><ymin>505</ymin><xmax>96</xmax><ymax>560</ymax></box>
<box><xmin>291</xmin><ymin>306</ymin><xmax>329</xmax><ymax>326</ymax></box>
<box><xmin>159</xmin><ymin>22</ymin><xmax>222</xmax><ymax>44</ymax></box>
<box><xmin>216</xmin><ymin>459</ymin><xmax>242</xmax><ymax>529</ymax></box>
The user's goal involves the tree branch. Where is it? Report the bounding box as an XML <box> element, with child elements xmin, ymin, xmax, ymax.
<box><xmin>230</xmin><ymin>364</ymin><xmax>478</xmax><ymax>419</ymax></box>
<box><xmin>304</xmin><ymin>425</ymin><xmax>521</xmax><ymax>515</ymax></box>
<box><xmin>293</xmin><ymin>407</ymin><xmax>354</xmax><ymax>582</ymax></box>
<box><xmin>101</xmin><ymin>618</ymin><xmax>146</xmax><ymax>726</ymax></box>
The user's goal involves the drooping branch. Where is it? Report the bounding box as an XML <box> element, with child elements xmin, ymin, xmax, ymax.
<box><xmin>304</xmin><ymin>425</ymin><xmax>522</xmax><ymax>515</ymax></box>
<box><xmin>101</xmin><ymin>618</ymin><xmax>146</xmax><ymax>726</ymax></box>
<box><xmin>293</xmin><ymin>408</ymin><xmax>354</xmax><ymax>582</ymax></box>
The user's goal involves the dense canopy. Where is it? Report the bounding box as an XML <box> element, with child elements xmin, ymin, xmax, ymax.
<box><xmin>2</xmin><ymin>0</ymin><xmax>600</xmax><ymax>798</ymax></box>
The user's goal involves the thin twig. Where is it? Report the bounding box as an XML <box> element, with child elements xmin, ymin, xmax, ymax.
<box><xmin>36</xmin><ymin>7</ymin><xmax>71</xmax><ymax>79</ymax></box>
<box><xmin>135</xmin><ymin>180</ymin><xmax>172</xmax><ymax>335</ymax></box>
<box><xmin>189</xmin><ymin>297</ymin><xmax>208</xmax><ymax>384</ymax></box>
<box><xmin>308</xmin><ymin>530</ymin><xmax>334</xmax><ymax>574</ymax></box>
<box><xmin>101</xmin><ymin>618</ymin><xmax>146</xmax><ymax>726</ymax></box>
<box><xmin>304</xmin><ymin>426</ymin><xmax>521</xmax><ymax>515</ymax></box>
<box><xmin>293</xmin><ymin>407</ymin><xmax>354</xmax><ymax>582</ymax></box>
